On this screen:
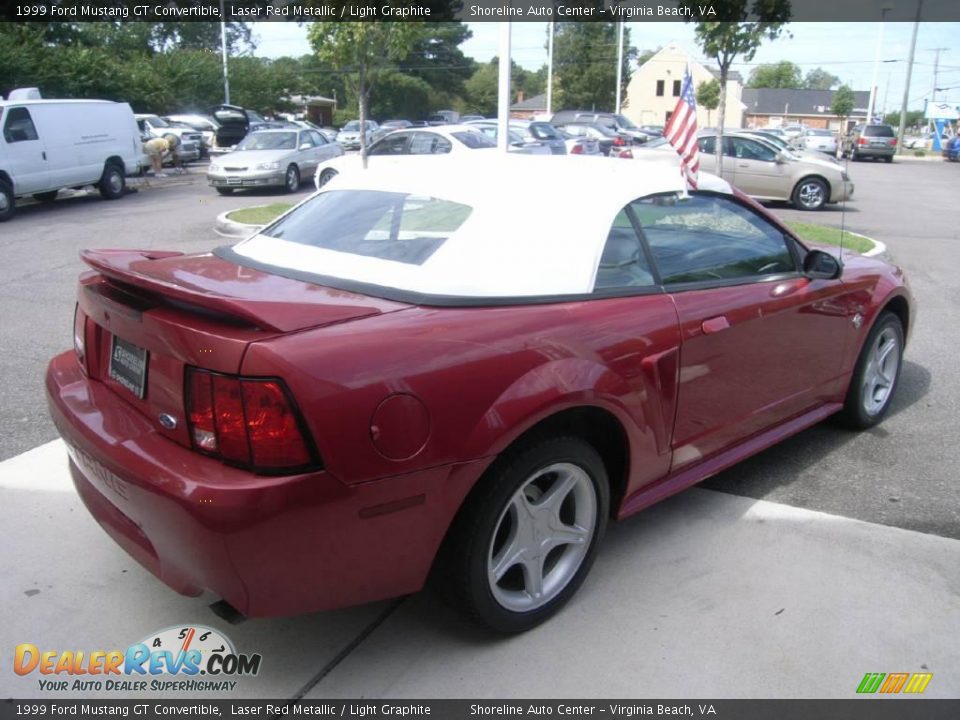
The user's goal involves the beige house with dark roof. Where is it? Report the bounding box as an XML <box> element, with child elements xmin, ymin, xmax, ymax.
<box><xmin>623</xmin><ymin>43</ymin><xmax>744</xmax><ymax>129</ymax></box>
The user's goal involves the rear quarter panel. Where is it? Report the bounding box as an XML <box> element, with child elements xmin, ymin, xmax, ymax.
<box><xmin>240</xmin><ymin>295</ymin><xmax>682</xmax><ymax>497</ymax></box>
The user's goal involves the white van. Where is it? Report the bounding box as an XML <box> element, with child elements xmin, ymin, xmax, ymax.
<box><xmin>0</xmin><ymin>88</ymin><xmax>143</xmax><ymax>222</ymax></box>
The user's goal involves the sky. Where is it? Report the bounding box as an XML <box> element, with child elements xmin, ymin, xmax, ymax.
<box><xmin>250</xmin><ymin>21</ymin><xmax>960</xmax><ymax>114</ymax></box>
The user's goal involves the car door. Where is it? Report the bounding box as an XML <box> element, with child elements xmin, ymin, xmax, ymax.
<box><xmin>727</xmin><ymin>136</ymin><xmax>792</xmax><ymax>200</ymax></box>
<box><xmin>294</xmin><ymin>130</ymin><xmax>319</xmax><ymax>174</ymax></box>
<box><xmin>630</xmin><ymin>192</ymin><xmax>857</xmax><ymax>471</ymax></box>
<box><xmin>2</xmin><ymin>106</ymin><xmax>49</xmax><ymax>195</ymax></box>
<box><xmin>309</xmin><ymin>130</ymin><xmax>338</xmax><ymax>163</ymax></box>
<box><xmin>369</xmin><ymin>132</ymin><xmax>412</xmax><ymax>156</ymax></box>
<box><xmin>696</xmin><ymin>136</ymin><xmax>722</xmax><ymax>177</ymax></box>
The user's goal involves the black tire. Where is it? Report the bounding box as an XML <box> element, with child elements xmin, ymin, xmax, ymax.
<box><xmin>316</xmin><ymin>168</ymin><xmax>337</xmax><ymax>189</ymax></box>
<box><xmin>98</xmin><ymin>163</ymin><xmax>125</xmax><ymax>200</ymax></box>
<box><xmin>0</xmin><ymin>182</ymin><xmax>15</xmax><ymax>222</ymax></box>
<box><xmin>836</xmin><ymin>312</ymin><xmax>905</xmax><ymax>430</ymax></box>
<box><xmin>434</xmin><ymin>436</ymin><xmax>609</xmax><ymax>633</ymax></box>
<box><xmin>792</xmin><ymin>177</ymin><xmax>828</xmax><ymax>211</ymax></box>
<box><xmin>884</xmin><ymin>155</ymin><xmax>894</xmax><ymax>164</ymax></box>
<box><xmin>284</xmin><ymin>164</ymin><xmax>300</xmax><ymax>193</ymax></box>
<box><xmin>33</xmin><ymin>190</ymin><xmax>58</xmax><ymax>202</ymax></box>
<box><xmin>216</xmin><ymin>187</ymin><xmax>235</xmax><ymax>196</ymax></box>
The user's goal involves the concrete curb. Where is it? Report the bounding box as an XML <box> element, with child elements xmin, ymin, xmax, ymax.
<box><xmin>853</xmin><ymin>230</ymin><xmax>887</xmax><ymax>257</ymax></box>
<box><xmin>214</xmin><ymin>210</ymin><xmax>264</xmax><ymax>239</ymax></box>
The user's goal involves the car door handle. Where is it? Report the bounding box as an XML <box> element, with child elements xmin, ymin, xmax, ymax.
<box><xmin>738</xmin><ymin>163</ymin><xmax>749</xmax><ymax>168</ymax></box>
<box><xmin>701</xmin><ymin>316</ymin><xmax>730</xmax><ymax>334</ymax></box>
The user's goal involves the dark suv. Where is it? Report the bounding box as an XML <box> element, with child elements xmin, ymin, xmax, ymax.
<box><xmin>550</xmin><ymin>110</ymin><xmax>651</xmax><ymax>144</ymax></box>
<box><xmin>841</xmin><ymin>124</ymin><xmax>897</xmax><ymax>162</ymax></box>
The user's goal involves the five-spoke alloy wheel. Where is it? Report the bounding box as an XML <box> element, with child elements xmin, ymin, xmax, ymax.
<box><xmin>838</xmin><ymin>311</ymin><xmax>904</xmax><ymax>429</ymax></box>
<box><xmin>436</xmin><ymin>436</ymin><xmax>609</xmax><ymax>633</ymax></box>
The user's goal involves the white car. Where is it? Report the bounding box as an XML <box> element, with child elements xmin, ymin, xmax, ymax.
<box><xmin>336</xmin><ymin>120</ymin><xmax>380</xmax><ymax>151</ymax></box>
<box><xmin>798</xmin><ymin>129</ymin><xmax>839</xmax><ymax>155</ymax></box>
<box><xmin>314</xmin><ymin>125</ymin><xmax>498</xmax><ymax>189</ymax></box>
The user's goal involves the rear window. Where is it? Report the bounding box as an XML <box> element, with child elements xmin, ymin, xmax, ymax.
<box><xmin>864</xmin><ymin>125</ymin><xmax>895</xmax><ymax>137</ymax></box>
<box><xmin>260</xmin><ymin>191</ymin><xmax>472</xmax><ymax>266</ymax></box>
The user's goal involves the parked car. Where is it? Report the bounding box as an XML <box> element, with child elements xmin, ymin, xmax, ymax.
<box><xmin>337</xmin><ymin>120</ymin><xmax>380</xmax><ymax>150</ymax></box>
<box><xmin>314</xmin><ymin>125</ymin><xmax>498</xmax><ymax>189</ymax></box>
<box><xmin>0</xmin><ymin>88</ymin><xmax>141</xmax><ymax>221</ymax></box>
<box><xmin>460</xmin><ymin>114</ymin><xmax>486</xmax><ymax>123</ymax></box>
<box><xmin>507</xmin><ymin>120</ymin><xmax>569</xmax><ymax>155</ymax></box>
<box><xmin>555</xmin><ymin>122</ymin><xmax>632</xmax><ymax>156</ymax></box>
<box><xmin>47</xmin><ymin>154</ymin><xmax>911</xmax><ymax>633</ymax></box>
<box><xmin>841</xmin><ymin>124</ymin><xmax>897</xmax><ymax>162</ymax></box>
<box><xmin>206</xmin><ymin>128</ymin><xmax>343</xmax><ymax>194</ymax></box>
<box><xmin>554</xmin><ymin>127</ymin><xmax>603</xmax><ymax>156</ymax></box>
<box><xmin>164</xmin><ymin>114</ymin><xmax>219</xmax><ymax>156</ymax></box>
<box><xmin>639</xmin><ymin>125</ymin><xmax>664</xmax><ymax>137</ymax></box>
<box><xmin>753</xmin><ymin>128</ymin><xmax>789</xmax><ymax>141</ymax></box>
<box><xmin>465</xmin><ymin>121</ymin><xmax>557</xmax><ymax>155</ymax></box>
<box><xmin>380</xmin><ymin>120</ymin><xmax>412</xmax><ymax>132</ymax></box>
<box><xmin>634</xmin><ymin>132</ymin><xmax>852</xmax><ymax>211</ymax></box>
<box><xmin>428</xmin><ymin>110</ymin><xmax>460</xmax><ymax>125</ymax></box>
<box><xmin>797</xmin><ymin>128</ymin><xmax>839</xmax><ymax>155</ymax></box>
<box><xmin>781</xmin><ymin>123</ymin><xmax>806</xmax><ymax>140</ymax></box>
<box><xmin>943</xmin><ymin>135</ymin><xmax>960</xmax><ymax>162</ymax></box>
<box><xmin>551</xmin><ymin>110</ymin><xmax>651</xmax><ymax>144</ymax></box>
<box><xmin>740</xmin><ymin>129</ymin><xmax>840</xmax><ymax>164</ymax></box>
<box><xmin>209</xmin><ymin>105</ymin><xmax>258</xmax><ymax>155</ymax></box>
<box><xmin>134</xmin><ymin>114</ymin><xmax>202</xmax><ymax>163</ymax></box>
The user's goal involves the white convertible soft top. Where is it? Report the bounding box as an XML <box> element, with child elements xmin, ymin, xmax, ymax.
<box><xmin>233</xmin><ymin>154</ymin><xmax>733</xmax><ymax>299</ymax></box>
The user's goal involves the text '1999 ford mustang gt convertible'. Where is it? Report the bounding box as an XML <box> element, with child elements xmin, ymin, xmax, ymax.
<box><xmin>46</xmin><ymin>155</ymin><xmax>911</xmax><ymax>632</ymax></box>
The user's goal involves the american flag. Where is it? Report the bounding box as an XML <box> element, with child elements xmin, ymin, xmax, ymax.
<box><xmin>664</xmin><ymin>67</ymin><xmax>700</xmax><ymax>189</ymax></box>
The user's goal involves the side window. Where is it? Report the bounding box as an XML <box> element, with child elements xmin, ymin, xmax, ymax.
<box><xmin>369</xmin><ymin>133</ymin><xmax>410</xmax><ymax>156</ymax></box>
<box><xmin>310</xmin><ymin>131</ymin><xmax>326</xmax><ymax>146</ymax></box>
<box><xmin>656</xmin><ymin>80</ymin><xmax>665</xmax><ymax>97</ymax></box>
<box><xmin>631</xmin><ymin>194</ymin><xmax>795</xmax><ymax>284</ymax></box>
<box><xmin>731</xmin><ymin>137</ymin><xmax>776</xmax><ymax>162</ymax></box>
<box><xmin>673</xmin><ymin>80</ymin><xmax>682</xmax><ymax>97</ymax></box>
<box><xmin>698</xmin><ymin>136</ymin><xmax>716</xmax><ymax>155</ymax></box>
<box><xmin>4</xmin><ymin>108</ymin><xmax>39</xmax><ymax>143</ymax></box>
<box><xmin>594</xmin><ymin>208</ymin><xmax>656</xmax><ymax>292</ymax></box>
<box><xmin>297</xmin><ymin>132</ymin><xmax>314</xmax><ymax>148</ymax></box>
<box><xmin>409</xmin><ymin>132</ymin><xmax>451</xmax><ymax>155</ymax></box>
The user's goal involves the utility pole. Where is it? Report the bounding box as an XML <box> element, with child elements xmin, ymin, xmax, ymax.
<box><xmin>867</xmin><ymin>5</ymin><xmax>893</xmax><ymax>123</ymax></box>
<box><xmin>497</xmin><ymin>20</ymin><xmax>512</xmax><ymax>153</ymax></box>
<box><xmin>896</xmin><ymin>0</ymin><xmax>922</xmax><ymax>154</ymax></box>
<box><xmin>546</xmin><ymin>22</ymin><xmax>554</xmax><ymax>116</ymax></box>
<box><xmin>219</xmin><ymin>0</ymin><xmax>230</xmax><ymax>105</ymax></box>
<box><xmin>929</xmin><ymin>47</ymin><xmax>948</xmax><ymax>102</ymax></box>
<box><xmin>615</xmin><ymin>19</ymin><xmax>625</xmax><ymax>114</ymax></box>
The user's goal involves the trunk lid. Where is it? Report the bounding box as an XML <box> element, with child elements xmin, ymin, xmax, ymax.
<box><xmin>77</xmin><ymin>249</ymin><xmax>410</xmax><ymax>450</ymax></box>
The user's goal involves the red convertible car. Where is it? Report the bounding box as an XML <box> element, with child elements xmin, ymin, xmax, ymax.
<box><xmin>46</xmin><ymin>156</ymin><xmax>911</xmax><ymax>632</ymax></box>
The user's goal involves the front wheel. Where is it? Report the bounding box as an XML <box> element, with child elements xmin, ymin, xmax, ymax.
<box><xmin>215</xmin><ymin>187</ymin><xmax>234</xmax><ymax>196</ymax></box>
<box><xmin>836</xmin><ymin>312</ymin><xmax>904</xmax><ymax>429</ymax></box>
<box><xmin>792</xmin><ymin>177</ymin><xmax>828</xmax><ymax>211</ymax></box>
<box><xmin>98</xmin><ymin>163</ymin><xmax>125</xmax><ymax>199</ymax></box>
<box><xmin>435</xmin><ymin>437</ymin><xmax>609</xmax><ymax>633</ymax></box>
<box><xmin>284</xmin><ymin>165</ymin><xmax>300</xmax><ymax>193</ymax></box>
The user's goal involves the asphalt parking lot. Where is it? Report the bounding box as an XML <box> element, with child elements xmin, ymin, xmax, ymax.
<box><xmin>1</xmin><ymin>156</ymin><xmax>958</xmax><ymax>700</ymax></box>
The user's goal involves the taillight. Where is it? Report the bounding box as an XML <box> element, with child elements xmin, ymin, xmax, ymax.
<box><xmin>890</xmin><ymin>138</ymin><xmax>897</xmax><ymax>146</ymax></box>
<box><xmin>858</xmin><ymin>137</ymin><xmax>868</xmax><ymax>145</ymax></box>
<box><xmin>186</xmin><ymin>368</ymin><xmax>316</xmax><ymax>473</ymax></box>
<box><xmin>571</xmin><ymin>144</ymin><xmax>584</xmax><ymax>155</ymax></box>
<box><xmin>613</xmin><ymin>135</ymin><xmax>626</xmax><ymax>146</ymax></box>
<box><xmin>73</xmin><ymin>303</ymin><xmax>87</xmax><ymax>373</ymax></box>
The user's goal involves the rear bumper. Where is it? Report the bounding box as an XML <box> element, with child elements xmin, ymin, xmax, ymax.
<box><xmin>45</xmin><ymin>351</ymin><xmax>483</xmax><ymax>617</ymax></box>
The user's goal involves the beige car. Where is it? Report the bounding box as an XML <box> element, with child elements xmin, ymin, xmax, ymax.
<box><xmin>695</xmin><ymin>132</ymin><xmax>853</xmax><ymax>211</ymax></box>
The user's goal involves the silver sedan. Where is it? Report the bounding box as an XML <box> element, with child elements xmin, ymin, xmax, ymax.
<box><xmin>207</xmin><ymin>129</ymin><xmax>344</xmax><ymax>195</ymax></box>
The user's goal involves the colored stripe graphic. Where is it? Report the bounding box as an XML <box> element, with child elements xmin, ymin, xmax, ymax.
<box><xmin>880</xmin><ymin>673</ymin><xmax>909</xmax><ymax>693</ymax></box>
<box><xmin>904</xmin><ymin>673</ymin><xmax>933</xmax><ymax>693</ymax></box>
<box><xmin>857</xmin><ymin>673</ymin><xmax>885</xmax><ymax>693</ymax></box>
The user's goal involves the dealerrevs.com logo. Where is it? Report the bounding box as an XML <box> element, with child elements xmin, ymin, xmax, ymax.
<box><xmin>14</xmin><ymin>625</ymin><xmax>262</xmax><ymax>693</ymax></box>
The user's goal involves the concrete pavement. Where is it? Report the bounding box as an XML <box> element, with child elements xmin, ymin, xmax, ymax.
<box><xmin>3</xmin><ymin>440</ymin><xmax>957</xmax><ymax>700</ymax></box>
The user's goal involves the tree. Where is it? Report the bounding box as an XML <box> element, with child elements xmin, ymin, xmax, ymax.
<box><xmin>308</xmin><ymin>21</ymin><xmax>426</xmax><ymax>164</ymax></box>
<box><xmin>696</xmin><ymin>79</ymin><xmax>720</xmax><ymax>126</ymax></box>
<box><xmin>804</xmin><ymin>67</ymin><xmax>840</xmax><ymax>91</ymax></box>
<box><xmin>552</xmin><ymin>21</ymin><xmax>636</xmax><ymax>111</ymax></box>
<box><xmin>679</xmin><ymin>0</ymin><xmax>791</xmax><ymax>174</ymax></box>
<box><xmin>831</xmin><ymin>85</ymin><xmax>855</xmax><ymax>130</ymax></box>
<box><xmin>637</xmin><ymin>48</ymin><xmax>659</xmax><ymax>67</ymax></box>
<box><xmin>883</xmin><ymin>109</ymin><xmax>923</xmax><ymax>130</ymax></box>
<box><xmin>747</xmin><ymin>61</ymin><xmax>802</xmax><ymax>88</ymax></box>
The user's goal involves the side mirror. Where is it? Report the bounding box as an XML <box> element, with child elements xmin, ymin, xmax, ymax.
<box><xmin>299</xmin><ymin>142</ymin><xmax>312</xmax><ymax>150</ymax></box>
<box><xmin>775</xmin><ymin>152</ymin><xmax>788</xmax><ymax>164</ymax></box>
<box><xmin>803</xmin><ymin>249</ymin><xmax>842</xmax><ymax>280</ymax></box>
